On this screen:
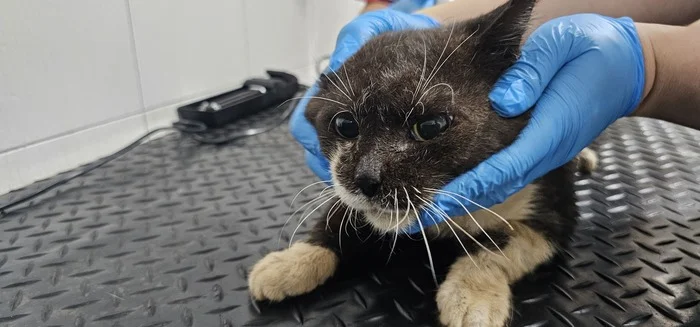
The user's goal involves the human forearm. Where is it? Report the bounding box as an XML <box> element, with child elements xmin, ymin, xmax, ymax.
<box><xmin>633</xmin><ymin>22</ymin><xmax>700</xmax><ymax>130</ymax></box>
<box><xmin>420</xmin><ymin>0</ymin><xmax>700</xmax><ymax>36</ymax></box>
<box><xmin>361</xmin><ymin>2</ymin><xmax>390</xmax><ymax>13</ymax></box>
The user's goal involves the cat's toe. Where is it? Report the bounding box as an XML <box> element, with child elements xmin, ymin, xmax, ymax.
<box><xmin>248</xmin><ymin>242</ymin><xmax>338</xmax><ymax>302</ymax></box>
<box><xmin>576</xmin><ymin>147</ymin><xmax>599</xmax><ymax>173</ymax></box>
<box><xmin>436</xmin><ymin>276</ymin><xmax>511</xmax><ymax>327</ymax></box>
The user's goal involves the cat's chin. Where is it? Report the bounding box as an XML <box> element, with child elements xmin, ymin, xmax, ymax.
<box><xmin>363</xmin><ymin>209</ymin><xmax>416</xmax><ymax>234</ymax></box>
<box><xmin>332</xmin><ymin>183</ymin><xmax>416</xmax><ymax>234</ymax></box>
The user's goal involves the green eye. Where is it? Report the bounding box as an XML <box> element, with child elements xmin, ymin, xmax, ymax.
<box><xmin>332</xmin><ymin>111</ymin><xmax>359</xmax><ymax>139</ymax></box>
<box><xmin>411</xmin><ymin>114</ymin><xmax>451</xmax><ymax>141</ymax></box>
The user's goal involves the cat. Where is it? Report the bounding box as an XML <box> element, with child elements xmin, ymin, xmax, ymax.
<box><xmin>248</xmin><ymin>0</ymin><xmax>597</xmax><ymax>326</ymax></box>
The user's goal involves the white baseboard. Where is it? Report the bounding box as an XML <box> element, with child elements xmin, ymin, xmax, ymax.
<box><xmin>0</xmin><ymin>114</ymin><xmax>150</xmax><ymax>195</ymax></box>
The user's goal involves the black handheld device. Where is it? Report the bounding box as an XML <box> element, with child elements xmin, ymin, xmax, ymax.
<box><xmin>177</xmin><ymin>71</ymin><xmax>299</xmax><ymax>128</ymax></box>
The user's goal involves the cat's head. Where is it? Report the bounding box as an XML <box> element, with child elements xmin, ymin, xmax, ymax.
<box><xmin>305</xmin><ymin>0</ymin><xmax>536</xmax><ymax>232</ymax></box>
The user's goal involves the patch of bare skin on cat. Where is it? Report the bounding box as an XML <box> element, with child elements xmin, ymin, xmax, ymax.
<box><xmin>248</xmin><ymin>242</ymin><xmax>338</xmax><ymax>302</ymax></box>
<box><xmin>437</xmin><ymin>222</ymin><xmax>555</xmax><ymax>327</ymax></box>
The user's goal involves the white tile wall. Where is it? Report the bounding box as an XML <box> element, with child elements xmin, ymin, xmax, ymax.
<box><xmin>129</xmin><ymin>0</ymin><xmax>249</xmax><ymax>110</ymax></box>
<box><xmin>0</xmin><ymin>0</ymin><xmax>364</xmax><ymax>195</ymax></box>
<box><xmin>0</xmin><ymin>0</ymin><xmax>142</xmax><ymax>152</ymax></box>
<box><xmin>244</xmin><ymin>0</ymin><xmax>312</xmax><ymax>77</ymax></box>
<box><xmin>307</xmin><ymin>0</ymin><xmax>365</xmax><ymax>59</ymax></box>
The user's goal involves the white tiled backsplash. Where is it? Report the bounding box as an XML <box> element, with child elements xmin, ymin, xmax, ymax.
<box><xmin>0</xmin><ymin>0</ymin><xmax>364</xmax><ymax>194</ymax></box>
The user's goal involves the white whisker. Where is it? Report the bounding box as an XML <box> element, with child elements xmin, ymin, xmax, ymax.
<box><xmin>411</xmin><ymin>36</ymin><xmax>429</xmax><ymax>106</ymax></box>
<box><xmin>329</xmin><ymin>67</ymin><xmax>353</xmax><ymax>99</ymax></box>
<box><xmin>421</xmin><ymin>27</ymin><xmax>480</xmax><ymax>95</ymax></box>
<box><xmin>291</xmin><ymin>180</ymin><xmax>332</xmax><ymax>206</ymax></box>
<box><xmin>386</xmin><ymin>189</ymin><xmax>400</xmax><ymax>265</ymax></box>
<box><xmin>289</xmin><ymin>195</ymin><xmax>337</xmax><ymax>247</ymax></box>
<box><xmin>278</xmin><ymin>187</ymin><xmax>334</xmax><ymax>246</ymax></box>
<box><xmin>426</xmin><ymin>189</ymin><xmax>508</xmax><ymax>258</ymax></box>
<box><xmin>425</xmin><ymin>188</ymin><xmax>513</xmax><ymax>230</ymax></box>
<box><xmin>417</xmin><ymin>195</ymin><xmax>479</xmax><ymax>268</ymax></box>
<box><xmin>404</xmin><ymin>106</ymin><xmax>416</xmax><ymax>126</ymax></box>
<box><xmin>345</xmin><ymin>208</ymin><xmax>353</xmax><ymax>237</ymax></box>
<box><xmin>416</xmin><ymin>101</ymin><xmax>426</xmax><ymax>114</ymax></box>
<box><xmin>326</xmin><ymin>199</ymin><xmax>343</xmax><ymax>231</ymax></box>
<box><xmin>397</xmin><ymin>187</ymin><xmax>413</xmax><ymax>227</ymax></box>
<box><xmin>407</xmin><ymin>197</ymin><xmax>437</xmax><ymax>285</ymax></box>
<box><xmin>416</xmin><ymin>83</ymin><xmax>455</xmax><ymax>106</ymax></box>
<box><xmin>418</xmin><ymin>22</ymin><xmax>455</xmax><ymax>103</ymax></box>
<box><xmin>412</xmin><ymin>189</ymin><xmax>439</xmax><ymax>233</ymax></box>
<box><xmin>322</xmin><ymin>72</ymin><xmax>352</xmax><ymax>102</ymax></box>
<box><xmin>343</xmin><ymin>67</ymin><xmax>355</xmax><ymax>96</ymax></box>
<box><xmin>419</xmin><ymin>196</ymin><xmax>496</xmax><ymax>257</ymax></box>
<box><xmin>338</xmin><ymin>209</ymin><xmax>347</xmax><ymax>254</ymax></box>
<box><xmin>289</xmin><ymin>186</ymin><xmax>335</xmax><ymax>222</ymax></box>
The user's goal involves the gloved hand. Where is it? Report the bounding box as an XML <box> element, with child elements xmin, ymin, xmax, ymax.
<box><xmin>290</xmin><ymin>10</ymin><xmax>439</xmax><ymax>182</ymax></box>
<box><xmin>410</xmin><ymin>14</ymin><xmax>646</xmax><ymax>232</ymax></box>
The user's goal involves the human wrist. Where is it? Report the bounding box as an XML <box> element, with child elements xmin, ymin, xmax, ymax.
<box><xmin>631</xmin><ymin>23</ymin><xmax>659</xmax><ymax>119</ymax></box>
<box><xmin>418</xmin><ymin>0</ymin><xmax>502</xmax><ymax>24</ymax></box>
<box><xmin>413</xmin><ymin>12</ymin><xmax>440</xmax><ymax>27</ymax></box>
<box><xmin>362</xmin><ymin>2</ymin><xmax>390</xmax><ymax>13</ymax></box>
<box><xmin>631</xmin><ymin>22</ymin><xmax>700</xmax><ymax>129</ymax></box>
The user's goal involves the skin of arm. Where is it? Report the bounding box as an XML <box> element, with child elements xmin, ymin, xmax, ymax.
<box><xmin>361</xmin><ymin>1</ymin><xmax>391</xmax><ymax>13</ymax></box>
<box><xmin>420</xmin><ymin>0</ymin><xmax>700</xmax><ymax>31</ymax></box>
<box><xmin>634</xmin><ymin>22</ymin><xmax>700</xmax><ymax>130</ymax></box>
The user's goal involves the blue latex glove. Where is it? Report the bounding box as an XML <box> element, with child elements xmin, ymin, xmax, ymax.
<box><xmin>407</xmin><ymin>14</ymin><xmax>646</xmax><ymax>233</ymax></box>
<box><xmin>289</xmin><ymin>10</ymin><xmax>439</xmax><ymax>182</ymax></box>
<box><xmin>389</xmin><ymin>0</ymin><xmax>436</xmax><ymax>13</ymax></box>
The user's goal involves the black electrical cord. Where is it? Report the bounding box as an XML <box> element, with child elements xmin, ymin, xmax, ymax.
<box><xmin>0</xmin><ymin>89</ymin><xmax>306</xmax><ymax>216</ymax></box>
<box><xmin>0</xmin><ymin>127</ymin><xmax>176</xmax><ymax>216</ymax></box>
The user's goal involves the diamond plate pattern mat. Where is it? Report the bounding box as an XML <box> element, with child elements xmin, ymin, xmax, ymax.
<box><xmin>1</xmin><ymin>116</ymin><xmax>699</xmax><ymax>327</ymax></box>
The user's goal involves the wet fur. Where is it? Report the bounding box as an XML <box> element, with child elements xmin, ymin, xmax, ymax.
<box><xmin>249</xmin><ymin>0</ymin><xmax>595</xmax><ymax>326</ymax></box>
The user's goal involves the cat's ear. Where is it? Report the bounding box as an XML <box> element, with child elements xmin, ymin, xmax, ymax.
<box><xmin>304</xmin><ymin>98</ymin><xmax>321</xmax><ymax>127</ymax></box>
<box><xmin>303</xmin><ymin>75</ymin><xmax>330</xmax><ymax>127</ymax></box>
<box><xmin>469</xmin><ymin>0</ymin><xmax>537</xmax><ymax>73</ymax></box>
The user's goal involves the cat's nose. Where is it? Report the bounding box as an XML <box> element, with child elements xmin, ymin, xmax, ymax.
<box><xmin>356</xmin><ymin>175</ymin><xmax>381</xmax><ymax>197</ymax></box>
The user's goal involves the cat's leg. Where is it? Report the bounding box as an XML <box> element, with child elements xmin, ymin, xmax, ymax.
<box><xmin>248</xmin><ymin>242</ymin><xmax>338</xmax><ymax>302</ymax></box>
<box><xmin>436</xmin><ymin>222</ymin><xmax>556</xmax><ymax>327</ymax></box>
<box><xmin>248</xmin><ymin>204</ymin><xmax>372</xmax><ymax>302</ymax></box>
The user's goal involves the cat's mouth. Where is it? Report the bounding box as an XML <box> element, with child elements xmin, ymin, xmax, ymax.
<box><xmin>328</xmin><ymin>154</ymin><xmax>420</xmax><ymax>232</ymax></box>
<box><xmin>333</xmin><ymin>182</ymin><xmax>418</xmax><ymax>233</ymax></box>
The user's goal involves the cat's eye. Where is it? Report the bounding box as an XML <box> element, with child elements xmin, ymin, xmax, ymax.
<box><xmin>332</xmin><ymin>111</ymin><xmax>359</xmax><ymax>139</ymax></box>
<box><xmin>411</xmin><ymin>114</ymin><xmax>451</xmax><ymax>141</ymax></box>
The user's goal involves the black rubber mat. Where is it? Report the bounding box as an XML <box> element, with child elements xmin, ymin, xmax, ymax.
<box><xmin>1</xmin><ymin>115</ymin><xmax>699</xmax><ymax>327</ymax></box>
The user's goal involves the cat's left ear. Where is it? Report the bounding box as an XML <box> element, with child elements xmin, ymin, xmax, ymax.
<box><xmin>470</xmin><ymin>0</ymin><xmax>537</xmax><ymax>73</ymax></box>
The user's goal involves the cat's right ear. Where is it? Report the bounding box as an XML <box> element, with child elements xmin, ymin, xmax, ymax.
<box><xmin>303</xmin><ymin>87</ymin><xmax>323</xmax><ymax>129</ymax></box>
<box><xmin>467</xmin><ymin>0</ymin><xmax>538</xmax><ymax>73</ymax></box>
<box><xmin>304</xmin><ymin>74</ymin><xmax>333</xmax><ymax>127</ymax></box>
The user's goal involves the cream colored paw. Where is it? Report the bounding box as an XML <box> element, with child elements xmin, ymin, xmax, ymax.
<box><xmin>436</xmin><ymin>266</ymin><xmax>511</xmax><ymax>327</ymax></box>
<box><xmin>576</xmin><ymin>147</ymin><xmax>598</xmax><ymax>173</ymax></box>
<box><xmin>248</xmin><ymin>242</ymin><xmax>338</xmax><ymax>302</ymax></box>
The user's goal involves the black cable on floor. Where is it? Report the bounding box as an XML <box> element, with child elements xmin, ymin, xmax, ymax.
<box><xmin>0</xmin><ymin>92</ymin><xmax>305</xmax><ymax>216</ymax></box>
<box><xmin>0</xmin><ymin>127</ymin><xmax>176</xmax><ymax>216</ymax></box>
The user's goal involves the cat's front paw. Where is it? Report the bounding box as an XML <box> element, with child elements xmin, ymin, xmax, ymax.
<box><xmin>248</xmin><ymin>242</ymin><xmax>338</xmax><ymax>302</ymax></box>
<box><xmin>436</xmin><ymin>270</ymin><xmax>511</xmax><ymax>327</ymax></box>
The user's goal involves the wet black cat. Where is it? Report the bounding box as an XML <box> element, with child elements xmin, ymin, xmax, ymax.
<box><xmin>249</xmin><ymin>1</ymin><xmax>595</xmax><ymax>326</ymax></box>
